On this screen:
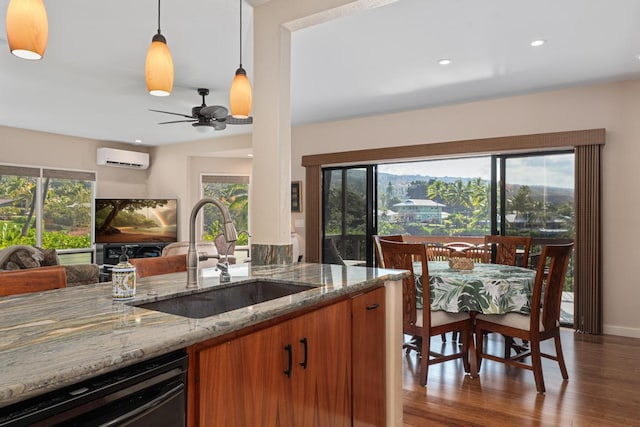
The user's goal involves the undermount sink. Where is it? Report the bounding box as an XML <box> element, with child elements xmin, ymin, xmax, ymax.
<box><xmin>134</xmin><ymin>280</ymin><xmax>315</xmax><ymax>319</ymax></box>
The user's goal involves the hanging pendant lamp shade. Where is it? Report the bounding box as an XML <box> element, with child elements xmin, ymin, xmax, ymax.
<box><xmin>229</xmin><ymin>0</ymin><xmax>252</xmax><ymax>118</ymax></box>
<box><xmin>145</xmin><ymin>0</ymin><xmax>173</xmax><ymax>97</ymax></box>
<box><xmin>6</xmin><ymin>0</ymin><xmax>49</xmax><ymax>60</ymax></box>
<box><xmin>230</xmin><ymin>66</ymin><xmax>252</xmax><ymax>118</ymax></box>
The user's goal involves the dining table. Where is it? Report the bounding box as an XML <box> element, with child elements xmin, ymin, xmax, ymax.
<box><xmin>414</xmin><ymin>261</ymin><xmax>537</xmax><ymax>376</ymax></box>
<box><xmin>418</xmin><ymin>261</ymin><xmax>536</xmax><ymax>314</ymax></box>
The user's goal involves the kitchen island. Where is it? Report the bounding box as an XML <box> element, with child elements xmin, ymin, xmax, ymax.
<box><xmin>0</xmin><ymin>262</ymin><xmax>406</xmax><ymax>425</ymax></box>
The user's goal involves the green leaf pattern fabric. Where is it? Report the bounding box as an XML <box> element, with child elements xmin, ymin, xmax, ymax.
<box><xmin>416</xmin><ymin>261</ymin><xmax>535</xmax><ymax>315</ymax></box>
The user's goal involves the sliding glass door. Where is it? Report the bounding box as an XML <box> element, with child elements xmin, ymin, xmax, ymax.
<box><xmin>321</xmin><ymin>150</ymin><xmax>575</xmax><ymax>325</ymax></box>
<box><xmin>498</xmin><ymin>151</ymin><xmax>575</xmax><ymax>325</ymax></box>
<box><xmin>322</xmin><ymin>166</ymin><xmax>375</xmax><ymax>266</ymax></box>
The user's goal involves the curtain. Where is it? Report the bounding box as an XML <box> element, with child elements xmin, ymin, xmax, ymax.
<box><xmin>574</xmin><ymin>145</ymin><xmax>603</xmax><ymax>334</ymax></box>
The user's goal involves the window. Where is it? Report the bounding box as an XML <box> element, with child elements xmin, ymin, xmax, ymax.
<box><xmin>0</xmin><ymin>165</ymin><xmax>95</xmax><ymax>251</ymax></box>
<box><xmin>378</xmin><ymin>157</ymin><xmax>491</xmax><ymax>237</ymax></box>
<box><xmin>201</xmin><ymin>175</ymin><xmax>250</xmax><ymax>246</ymax></box>
<box><xmin>322</xmin><ymin>151</ymin><xmax>575</xmax><ymax>324</ymax></box>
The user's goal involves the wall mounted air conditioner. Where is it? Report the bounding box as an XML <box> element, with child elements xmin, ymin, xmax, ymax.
<box><xmin>97</xmin><ymin>147</ymin><xmax>150</xmax><ymax>170</ymax></box>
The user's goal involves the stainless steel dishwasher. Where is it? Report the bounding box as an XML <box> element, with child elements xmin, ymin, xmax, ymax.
<box><xmin>0</xmin><ymin>350</ymin><xmax>187</xmax><ymax>427</ymax></box>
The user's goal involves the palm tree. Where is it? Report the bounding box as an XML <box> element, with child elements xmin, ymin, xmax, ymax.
<box><xmin>427</xmin><ymin>180</ymin><xmax>447</xmax><ymax>204</ymax></box>
<box><xmin>444</xmin><ymin>180</ymin><xmax>472</xmax><ymax>214</ymax></box>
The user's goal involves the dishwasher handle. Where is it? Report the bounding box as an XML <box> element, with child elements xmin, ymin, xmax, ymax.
<box><xmin>100</xmin><ymin>382</ymin><xmax>185</xmax><ymax>427</ymax></box>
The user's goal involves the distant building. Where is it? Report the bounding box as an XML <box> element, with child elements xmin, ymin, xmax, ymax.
<box><xmin>377</xmin><ymin>209</ymin><xmax>398</xmax><ymax>221</ymax></box>
<box><xmin>392</xmin><ymin>199</ymin><xmax>446</xmax><ymax>223</ymax></box>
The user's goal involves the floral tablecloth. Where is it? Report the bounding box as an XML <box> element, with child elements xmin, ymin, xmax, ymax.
<box><xmin>416</xmin><ymin>261</ymin><xmax>536</xmax><ymax>315</ymax></box>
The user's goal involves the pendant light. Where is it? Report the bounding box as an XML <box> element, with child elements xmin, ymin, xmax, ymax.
<box><xmin>6</xmin><ymin>0</ymin><xmax>49</xmax><ymax>60</ymax></box>
<box><xmin>229</xmin><ymin>0</ymin><xmax>252</xmax><ymax>118</ymax></box>
<box><xmin>145</xmin><ymin>0</ymin><xmax>174</xmax><ymax>97</ymax></box>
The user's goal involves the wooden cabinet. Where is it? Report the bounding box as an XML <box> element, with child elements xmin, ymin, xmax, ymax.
<box><xmin>188</xmin><ymin>286</ymin><xmax>387</xmax><ymax>427</ymax></box>
<box><xmin>190</xmin><ymin>300</ymin><xmax>351</xmax><ymax>427</ymax></box>
<box><xmin>352</xmin><ymin>287</ymin><xmax>386</xmax><ymax>427</ymax></box>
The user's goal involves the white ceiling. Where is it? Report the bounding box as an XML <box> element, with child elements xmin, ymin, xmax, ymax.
<box><xmin>1</xmin><ymin>0</ymin><xmax>640</xmax><ymax>149</ymax></box>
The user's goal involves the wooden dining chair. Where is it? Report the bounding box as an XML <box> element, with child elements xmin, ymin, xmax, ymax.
<box><xmin>372</xmin><ymin>234</ymin><xmax>404</xmax><ymax>267</ymax></box>
<box><xmin>0</xmin><ymin>265</ymin><xmax>67</xmax><ymax>296</ymax></box>
<box><xmin>426</xmin><ymin>244</ymin><xmax>452</xmax><ymax>261</ymax></box>
<box><xmin>379</xmin><ymin>240</ymin><xmax>472</xmax><ymax>385</ymax></box>
<box><xmin>484</xmin><ymin>235</ymin><xmax>532</xmax><ymax>268</ymax></box>
<box><xmin>475</xmin><ymin>243</ymin><xmax>574</xmax><ymax>393</ymax></box>
<box><xmin>129</xmin><ymin>254</ymin><xmax>187</xmax><ymax>278</ymax></box>
<box><xmin>462</xmin><ymin>244</ymin><xmax>490</xmax><ymax>263</ymax></box>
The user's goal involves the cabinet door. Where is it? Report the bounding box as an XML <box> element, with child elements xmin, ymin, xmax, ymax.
<box><xmin>352</xmin><ymin>287</ymin><xmax>386</xmax><ymax>427</ymax></box>
<box><xmin>196</xmin><ymin>322</ymin><xmax>290</xmax><ymax>427</ymax></box>
<box><xmin>194</xmin><ymin>300</ymin><xmax>351</xmax><ymax>427</ymax></box>
<box><xmin>290</xmin><ymin>299</ymin><xmax>351</xmax><ymax>427</ymax></box>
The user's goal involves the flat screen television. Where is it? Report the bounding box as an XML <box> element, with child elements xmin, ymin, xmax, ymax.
<box><xmin>95</xmin><ymin>199</ymin><xmax>178</xmax><ymax>244</ymax></box>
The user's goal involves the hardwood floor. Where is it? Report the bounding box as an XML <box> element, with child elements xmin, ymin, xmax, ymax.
<box><xmin>402</xmin><ymin>329</ymin><xmax>640</xmax><ymax>426</ymax></box>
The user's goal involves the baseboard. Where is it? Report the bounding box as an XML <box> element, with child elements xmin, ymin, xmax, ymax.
<box><xmin>603</xmin><ymin>324</ymin><xmax>640</xmax><ymax>339</ymax></box>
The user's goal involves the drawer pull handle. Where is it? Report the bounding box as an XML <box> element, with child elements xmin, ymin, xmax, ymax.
<box><xmin>366</xmin><ymin>303</ymin><xmax>379</xmax><ymax>311</ymax></box>
<box><xmin>284</xmin><ymin>344</ymin><xmax>293</xmax><ymax>377</ymax></box>
<box><xmin>300</xmin><ymin>338</ymin><xmax>308</xmax><ymax>369</ymax></box>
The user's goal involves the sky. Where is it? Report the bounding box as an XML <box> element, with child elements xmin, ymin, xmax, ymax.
<box><xmin>378</xmin><ymin>153</ymin><xmax>575</xmax><ymax>189</ymax></box>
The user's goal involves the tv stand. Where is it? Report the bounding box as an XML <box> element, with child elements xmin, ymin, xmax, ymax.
<box><xmin>99</xmin><ymin>243</ymin><xmax>170</xmax><ymax>266</ymax></box>
<box><xmin>97</xmin><ymin>243</ymin><xmax>172</xmax><ymax>282</ymax></box>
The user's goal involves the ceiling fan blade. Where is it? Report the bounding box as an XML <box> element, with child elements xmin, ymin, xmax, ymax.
<box><xmin>158</xmin><ymin>119</ymin><xmax>197</xmax><ymax>124</ymax></box>
<box><xmin>226</xmin><ymin>116</ymin><xmax>253</xmax><ymax>125</ymax></box>
<box><xmin>200</xmin><ymin>105</ymin><xmax>229</xmax><ymax>120</ymax></box>
<box><xmin>149</xmin><ymin>109</ymin><xmax>193</xmax><ymax>119</ymax></box>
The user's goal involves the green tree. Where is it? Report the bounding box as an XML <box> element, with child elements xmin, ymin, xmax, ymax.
<box><xmin>426</xmin><ymin>180</ymin><xmax>447</xmax><ymax>204</ymax></box>
<box><xmin>406</xmin><ymin>180</ymin><xmax>428</xmax><ymax>199</ymax></box>
<box><xmin>202</xmin><ymin>183</ymin><xmax>250</xmax><ymax>244</ymax></box>
<box><xmin>443</xmin><ymin>179</ymin><xmax>472</xmax><ymax>214</ymax></box>
<box><xmin>507</xmin><ymin>185</ymin><xmax>534</xmax><ymax>224</ymax></box>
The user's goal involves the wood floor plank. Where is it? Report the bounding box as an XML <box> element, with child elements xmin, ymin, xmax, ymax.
<box><xmin>402</xmin><ymin>329</ymin><xmax>640</xmax><ymax>426</ymax></box>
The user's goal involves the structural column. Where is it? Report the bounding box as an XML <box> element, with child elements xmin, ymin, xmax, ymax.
<box><xmin>249</xmin><ymin>0</ymin><xmax>393</xmax><ymax>264</ymax></box>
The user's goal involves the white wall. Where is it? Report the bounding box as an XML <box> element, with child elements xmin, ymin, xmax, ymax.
<box><xmin>291</xmin><ymin>78</ymin><xmax>640</xmax><ymax>338</ymax></box>
<box><xmin>148</xmin><ymin>133</ymin><xmax>252</xmax><ymax>242</ymax></box>
<box><xmin>0</xmin><ymin>126</ymin><xmax>150</xmax><ymax>197</ymax></box>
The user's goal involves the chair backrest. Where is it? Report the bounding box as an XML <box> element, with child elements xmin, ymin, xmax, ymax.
<box><xmin>462</xmin><ymin>244</ymin><xmax>490</xmax><ymax>263</ymax></box>
<box><xmin>484</xmin><ymin>235</ymin><xmax>532</xmax><ymax>268</ymax></box>
<box><xmin>379</xmin><ymin>240</ymin><xmax>428</xmax><ymax>334</ymax></box>
<box><xmin>530</xmin><ymin>243</ymin><xmax>573</xmax><ymax>333</ymax></box>
<box><xmin>0</xmin><ymin>265</ymin><xmax>67</xmax><ymax>296</ymax></box>
<box><xmin>129</xmin><ymin>254</ymin><xmax>187</xmax><ymax>278</ymax></box>
<box><xmin>426</xmin><ymin>244</ymin><xmax>452</xmax><ymax>261</ymax></box>
<box><xmin>372</xmin><ymin>234</ymin><xmax>404</xmax><ymax>267</ymax></box>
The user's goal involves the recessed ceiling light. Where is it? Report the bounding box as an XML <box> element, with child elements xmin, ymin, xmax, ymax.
<box><xmin>134</xmin><ymin>139</ymin><xmax>142</xmax><ymax>143</ymax></box>
<box><xmin>247</xmin><ymin>153</ymin><xmax>253</xmax><ymax>157</ymax></box>
<box><xmin>530</xmin><ymin>39</ymin><xmax>546</xmax><ymax>47</ymax></box>
<box><xmin>438</xmin><ymin>58</ymin><xmax>452</xmax><ymax>65</ymax></box>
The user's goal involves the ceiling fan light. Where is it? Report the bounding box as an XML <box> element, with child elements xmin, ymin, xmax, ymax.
<box><xmin>230</xmin><ymin>66</ymin><xmax>252</xmax><ymax>118</ymax></box>
<box><xmin>145</xmin><ymin>33</ymin><xmax>174</xmax><ymax>97</ymax></box>
<box><xmin>6</xmin><ymin>0</ymin><xmax>48</xmax><ymax>60</ymax></box>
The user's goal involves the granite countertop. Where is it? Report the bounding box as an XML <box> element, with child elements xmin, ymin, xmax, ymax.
<box><xmin>0</xmin><ymin>262</ymin><xmax>406</xmax><ymax>407</ymax></box>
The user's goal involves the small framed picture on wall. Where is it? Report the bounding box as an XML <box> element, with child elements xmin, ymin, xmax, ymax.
<box><xmin>291</xmin><ymin>181</ymin><xmax>302</xmax><ymax>212</ymax></box>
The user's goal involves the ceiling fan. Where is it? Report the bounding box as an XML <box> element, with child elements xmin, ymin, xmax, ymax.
<box><xmin>150</xmin><ymin>88</ymin><xmax>253</xmax><ymax>131</ymax></box>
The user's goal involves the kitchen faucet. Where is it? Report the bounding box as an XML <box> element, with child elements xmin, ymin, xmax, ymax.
<box><xmin>187</xmin><ymin>198</ymin><xmax>238</xmax><ymax>288</ymax></box>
